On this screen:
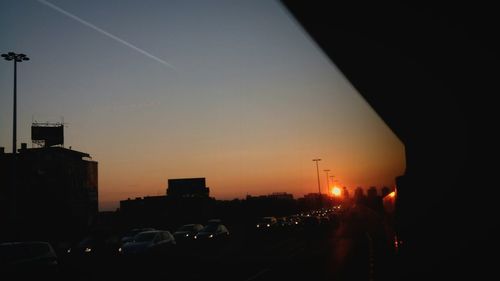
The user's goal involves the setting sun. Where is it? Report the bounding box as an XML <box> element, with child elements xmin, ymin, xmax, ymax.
<box><xmin>331</xmin><ymin>186</ymin><xmax>342</xmax><ymax>197</ymax></box>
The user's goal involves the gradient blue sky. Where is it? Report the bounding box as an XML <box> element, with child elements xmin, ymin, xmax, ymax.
<box><xmin>0</xmin><ymin>0</ymin><xmax>405</xmax><ymax>211</ymax></box>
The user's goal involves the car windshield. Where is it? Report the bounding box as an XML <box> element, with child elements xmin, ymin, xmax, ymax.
<box><xmin>134</xmin><ymin>232</ymin><xmax>157</xmax><ymax>242</ymax></box>
<box><xmin>78</xmin><ymin>237</ymin><xmax>95</xmax><ymax>247</ymax></box>
<box><xmin>201</xmin><ymin>225</ymin><xmax>218</xmax><ymax>233</ymax></box>
<box><xmin>126</xmin><ymin>228</ymin><xmax>150</xmax><ymax>237</ymax></box>
<box><xmin>178</xmin><ymin>225</ymin><xmax>196</xmax><ymax>232</ymax></box>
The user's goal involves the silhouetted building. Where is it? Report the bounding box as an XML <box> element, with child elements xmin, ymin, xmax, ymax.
<box><xmin>166</xmin><ymin>177</ymin><xmax>209</xmax><ymax>198</ymax></box>
<box><xmin>366</xmin><ymin>186</ymin><xmax>384</xmax><ymax>214</ymax></box>
<box><xmin>367</xmin><ymin>186</ymin><xmax>378</xmax><ymax>199</ymax></box>
<box><xmin>268</xmin><ymin>192</ymin><xmax>294</xmax><ymax>200</ymax></box>
<box><xmin>246</xmin><ymin>192</ymin><xmax>294</xmax><ymax>201</ymax></box>
<box><xmin>119</xmin><ymin>194</ymin><xmax>216</xmax><ymax>229</ymax></box>
<box><xmin>0</xmin><ymin>145</ymin><xmax>98</xmax><ymax>239</ymax></box>
<box><xmin>120</xmin><ymin>196</ymin><xmax>167</xmax><ymax>213</ymax></box>
<box><xmin>120</xmin><ymin>178</ymin><xmax>214</xmax><ymax>228</ymax></box>
<box><xmin>354</xmin><ymin>187</ymin><xmax>365</xmax><ymax>204</ymax></box>
<box><xmin>342</xmin><ymin>186</ymin><xmax>350</xmax><ymax>200</ymax></box>
<box><xmin>304</xmin><ymin>193</ymin><xmax>322</xmax><ymax>200</ymax></box>
<box><xmin>243</xmin><ymin>192</ymin><xmax>298</xmax><ymax>219</ymax></box>
<box><xmin>299</xmin><ymin>193</ymin><xmax>333</xmax><ymax>210</ymax></box>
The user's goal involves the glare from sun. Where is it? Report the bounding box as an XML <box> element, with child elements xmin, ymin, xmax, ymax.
<box><xmin>331</xmin><ymin>186</ymin><xmax>341</xmax><ymax>197</ymax></box>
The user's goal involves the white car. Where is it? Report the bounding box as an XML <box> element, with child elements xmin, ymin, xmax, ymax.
<box><xmin>120</xmin><ymin>230</ymin><xmax>175</xmax><ymax>255</ymax></box>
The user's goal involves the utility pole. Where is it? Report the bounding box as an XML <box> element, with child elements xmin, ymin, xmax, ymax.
<box><xmin>324</xmin><ymin>169</ymin><xmax>330</xmax><ymax>194</ymax></box>
<box><xmin>312</xmin><ymin>159</ymin><xmax>322</xmax><ymax>195</ymax></box>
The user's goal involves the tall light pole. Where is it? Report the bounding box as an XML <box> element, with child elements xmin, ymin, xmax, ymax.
<box><xmin>1</xmin><ymin>52</ymin><xmax>30</xmax><ymax>153</ymax></box>
<box><xmin>312</xmin><ymin>159</ymin><xmax>322</xmax><ymax>195</ymax></box>
<box><xmin>324</xmin><ymin>169</ymin><xmax>330</xmax><ymax>194</ymax></box>
<box><xmin>2</xmin><ymin>52</ymin><xmax>29</xmax><ymax>224</ymax></box>
<box><xmin>330</xmin><ymin>175</ymin><xmax>336</xmax><ymax>187</ymax></box>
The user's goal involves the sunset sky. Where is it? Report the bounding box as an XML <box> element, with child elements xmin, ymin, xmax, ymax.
<box><xmin>0</xmin><ymin>0</ymin><xmax>405</xmax><ymax>211</ymax></box>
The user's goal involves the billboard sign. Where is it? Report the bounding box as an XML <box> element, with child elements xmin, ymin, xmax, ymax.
<box><xmin>31</xmin><ymin>124</ymin><xmax>64</xmax><ymax>147</ymax></box>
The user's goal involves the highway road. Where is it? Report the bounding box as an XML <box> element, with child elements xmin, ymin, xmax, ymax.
<box><xmin>61</xmin><ymin>205</ymin><xmax>396</xmax><ymax>281</ymax></box>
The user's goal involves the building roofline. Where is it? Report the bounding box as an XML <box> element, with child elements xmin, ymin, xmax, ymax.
<box><xmin>17</xmin><ymin>146</ymin><xmax>91</xmax><ymax>158</ymax></box>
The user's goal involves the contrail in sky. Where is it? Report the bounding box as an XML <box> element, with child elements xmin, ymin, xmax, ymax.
<box><xmin>37</xmin><ymin>0</ymin><xmax>176</xmax><ymax>70</ymax></box>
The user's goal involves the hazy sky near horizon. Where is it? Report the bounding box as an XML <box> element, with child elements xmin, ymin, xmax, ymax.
<box><xmin>0</xmin><ymin>0</ymin><xmax>405</xmax><ymax>211</ymax></box>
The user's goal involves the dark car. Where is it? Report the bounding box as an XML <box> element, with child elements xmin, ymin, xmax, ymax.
<box><xmin>173</xmin><ymin>224</ymin><xmax>204</xmax><ymax>242</ymax></box>
<box><xmin>256</xmin><ymin>217</ymin><xmax>278</xmax><ymax>229</ymax></box>
<box><xmin>120</xmin><ymin>227</ymin><xmax>156</xmax><ymax>245</ymax></box>
<box><xmin>289</xmin><ymin>215</ymin><xmax>302</xmax><ymax>226</ymax></box>
<box><xmin>194</xmin><ymin>224</ymin><xmax>229</xmax><ymax>241</ymax></box>
<box><xmin>0</xmin><ymin>241</ymin><xmax>59</xmax><ymax>276</ymax></box>
<box><xmin>120</xmin><ymin>230</ymin><xmax>176</xmax><ymax>256</ymax></box>
<box><xmin>319</xmin><ymin>215</ymin><xmax>330</xmax><ymax>225</ymax></box>
<box><xmin>67</xmin><ymin>231</ymin><xmax>120</xmax><ymax>258</ymax></box>
<box><xmin>301</xmin><ymin>215</ymin><xmax>321</xmax><ymax>228</ymax></box>
<box><xmin>277</xmin><ymin>217</ymin><xmax>291</xmax><ymax>227</ymax></box>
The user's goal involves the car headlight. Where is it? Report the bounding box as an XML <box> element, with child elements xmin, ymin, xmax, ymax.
<box><xmin>67</xmin><ymin>248</ymin><xmax>71</xmax><ymax>254</ymax></box>
<box><xmin>266</xmin><ymin>224</ymin><xmax>270</xmax><ymax>227</ymax></box>
<box><xmin>194</xmin><ymin>235</ymin><xmax>197</xmax><ymax>239</ymax></box>
<box><xmin>118</xmin><ymin>247</ymin><xmax>122</xmax><ymax>253</ymax></box>
<box><xmin>209</xmin><ymin>234</ymin><xmax>213</xmax><ymax>238</ymax></box>
<box><xmin>84</xmin><ymin>247</ymin><xmax>92</xmax><ymax>253</ymax></box>
<box><xmin>185</xmin><ymin>234</ymin><xmax>190</xmax><ymax>237</ymax></box>
<box><xmin>256</xmin><ymin>224</ymin><xmax>260</xmax><ymax>228</ymax></box>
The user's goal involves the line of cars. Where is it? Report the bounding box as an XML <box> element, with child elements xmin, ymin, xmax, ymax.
<box><xmin>255</xmin><ymin>216</ymin><xmax>300</xmax><ymax>229</ymax></box>
<box><xmin>1</xmin><ymin>208</ymin><xmax>340</xmax><ymax>275</ymax></box>
<box><xmin>254</xmin><ymin>207</ymin><xmax>341</xmax><ymax>232</ymax></box>
<box><xmin>63</xmin><ymin>219</ymin><xmax>231</xmax><ymax>260</ymax></box>
<box><xmin>171</xmin><ymin>220</ymin><xmax>229</xmax><ymax>243</ymax></box>
<box><xmin>0</xmin><ymin>220</ymin><xmax>231</xmax><ymax>276</ymax></box>
<box><xmin>119</xmin><ymin>219</ymin><xmax>230</xmax><ymax>256</ymax></box>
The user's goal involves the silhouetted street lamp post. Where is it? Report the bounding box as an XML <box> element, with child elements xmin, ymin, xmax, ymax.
<box><xmin>330</xmin><ymin>175</ymin><xmax>336</xmax><ymax>186</ymax></box>
<box><xmin>1</xmin><ymin>52</ymin><xmax>30</xmax><ymax>153</ymax></box>
<box><xmin>1</xmin><ymin>51</ymin><xmax>29</xmax><ymax>224</ymax></box>
<box><xmin>312</xmin><ymin>159</ymin><xmax>322</xmax><ymax>195</ymax></box>
<box><xmin>324</xmin><ymin>169</ymin><xmax>330</xmax><ymax>194</ymax></box>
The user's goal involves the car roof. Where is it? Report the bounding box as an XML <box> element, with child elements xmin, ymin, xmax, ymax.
<box><xmin>137</xmin><ymin>230</ymin><xmax>161</xmax><ymax>235</ymax></box>
<box><xmin>0</xmin><ymin>241</ymin><xmax>52</xmax><ymax>247</ymax></box>
<box><xmin>131</xmin><ymin>227</ymin><xmax>154</xmax><ymax>231</ymax></box>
